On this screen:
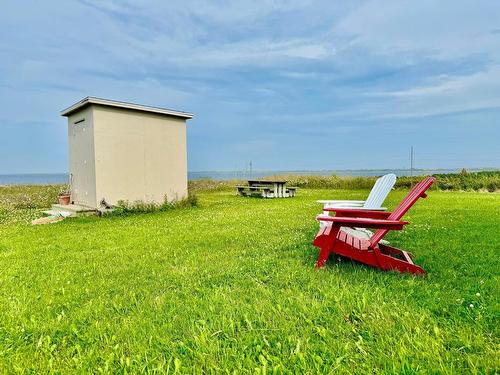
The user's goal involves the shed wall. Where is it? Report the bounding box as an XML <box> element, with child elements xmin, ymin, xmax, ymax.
<box><xmin>92</xmin><ymin>105</ymin><xmax>188</xmax><ymax>206</ymax></box>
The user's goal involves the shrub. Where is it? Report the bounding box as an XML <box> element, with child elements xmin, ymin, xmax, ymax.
<box><xmin>111</xmin><ymin>193</ymin><xmax>198</xmax><ymax>216</ymax></box>
<box><xmin>188</xmin><ymin>171</ymin><xmax>500</xmax><ymax>192</ymax></box>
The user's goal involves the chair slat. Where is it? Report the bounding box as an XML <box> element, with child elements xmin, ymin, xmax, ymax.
<box><xmin>363</xmin><ymin>174</ymin><xmax>396</xmax><ymax>209</ymax></box>
<box><xmin>369</xmin><ymin>177</ymin><xmax>434</xmax><ymax>247</ymax></box>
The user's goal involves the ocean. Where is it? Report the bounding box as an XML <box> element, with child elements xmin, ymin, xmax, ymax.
<box><xmin>0</xmin><ymin>168</ymin><xmax>482</xmax><ymax>185</ymax></box>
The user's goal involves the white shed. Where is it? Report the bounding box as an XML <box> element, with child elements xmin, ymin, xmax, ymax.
<box><xmin>61</xmin><ymin>97</ymin><xmax>193</xmax><ymax>209</ymax></box>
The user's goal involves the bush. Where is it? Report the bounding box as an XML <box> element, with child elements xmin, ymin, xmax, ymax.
<box><xmin>188</xmin><ymin>171</ymin><xmax>500</xmax><ymax>192</ymax></box>
<box><xmin>111</xmin><ymin>193</ymin><xmax>198</xmax><ymax>216</ymax></box>
<box><xmin>188</xmin><ymin>179</ymin><xmax>238</xmax><ymax>191</ymax></box>
<box><xmin>430</xmin><ymin>170</ymin><xmax>500</xmax><ymax>191</ymax></box>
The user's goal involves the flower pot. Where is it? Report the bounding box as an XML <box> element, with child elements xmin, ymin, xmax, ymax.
<box><xmin>58</xmin><ymin>194</ymin><xmax>71</xmax><ymax>205</ymax></box>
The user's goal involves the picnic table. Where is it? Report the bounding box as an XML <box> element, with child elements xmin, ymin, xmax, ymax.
<box><xmin>236</xmin><ymin>180</ymin><xmax>298</xmax><ymax>198</ymax></box>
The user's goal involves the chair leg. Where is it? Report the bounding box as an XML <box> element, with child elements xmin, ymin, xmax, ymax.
<box><xmin>314</xmin><ymin>226</ymin><xmax>340</xmax><ymax>268</ymax></box>
<box><xmin>376</xmin><ymin>244</ymin><xmax>426</xmax><ymax>274</ymax></box>
<box><xmin>315</xmin><ymin>247</ymin><xmax>330</xmax><ymax>268</ymax></box>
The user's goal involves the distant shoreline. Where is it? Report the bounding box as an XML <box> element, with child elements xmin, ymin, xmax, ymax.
<box><xmin>1</xmin><ymin>168</ymin><xmax>498</xmax><ymax>185</ymax></box>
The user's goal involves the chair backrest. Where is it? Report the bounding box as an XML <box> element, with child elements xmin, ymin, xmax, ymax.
<box><xmin>369</xmin><ymin>177</ymin><xmax>435</xmax><ymax>247</ymax></box>
<box><xmin>363</xmin><ymin>174</ymin><xmax>397</xmax><ymax>209</ymax></box>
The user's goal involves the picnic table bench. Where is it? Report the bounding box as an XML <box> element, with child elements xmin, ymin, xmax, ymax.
<box><xmin>237</xmin><ymin>180</ymin><xmax>298</xmax><ymax>198</ymax></box>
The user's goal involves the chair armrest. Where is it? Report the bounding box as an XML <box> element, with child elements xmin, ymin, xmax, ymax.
<box><xmin>317</xmin><ymin>200</ymin><xmax>365</xmax><ymax>204</ymax></box>
<box><xmin>325</xmin><ymin>205</ymin><xmax>387</xmax><ymax>211</ymax></box>
<box><xmin>323</xmin><ymin>208</ymin><xmax>392</xmax><ymax>219</ymax></box>
<box><xmin>325</xmin><ymin>203</ymin><xmax>366</xmax><ymax>209</ymax></box>
<box><xmin>316</xmin><ymin>215</ymin><xmax>408</xmax><ymax>230</ymax></box>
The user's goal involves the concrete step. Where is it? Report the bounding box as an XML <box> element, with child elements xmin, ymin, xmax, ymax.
<box><xmin>52</xmin><ymin>204</ymin><xmax>95</xmax><ymax>213</ymax></box>
<box><xmin>42</xmin><ymin>209</ymin><xmax>76</xmax><ymax>217</ymax></box>
<box><xmin>48</xmin><ymin>204</ymin><xmax>96</xmax><ymax>217</ymax></box>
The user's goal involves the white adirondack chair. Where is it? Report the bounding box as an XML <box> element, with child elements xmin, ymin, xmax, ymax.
<box><xmin>316</xmin><ymin>174</ymin><xmax>397</xmax><ymax>239</ymax></box>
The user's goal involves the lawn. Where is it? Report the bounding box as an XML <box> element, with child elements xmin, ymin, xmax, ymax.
<box><xmin>0</xmin><ymin>187</ymin><xmax>498</xmax><ymax>373</ymax></box>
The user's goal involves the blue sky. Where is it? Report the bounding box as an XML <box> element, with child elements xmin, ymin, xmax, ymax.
<box><xmin>1</xmin><ymin>0</ymin><xmax>499</xmax><ymax>174</ymax></box>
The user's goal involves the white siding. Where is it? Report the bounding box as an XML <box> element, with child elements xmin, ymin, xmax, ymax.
<box><xmin>92</xmin><ymin>105</ymin><xmax>188</xmax><ymax>206</ymax></box>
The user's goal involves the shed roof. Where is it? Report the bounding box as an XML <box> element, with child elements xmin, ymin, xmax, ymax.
<box><xmin>60</xmin><ymin>97</ymin><xmax>193</xmax><ymax>119</ymax></box>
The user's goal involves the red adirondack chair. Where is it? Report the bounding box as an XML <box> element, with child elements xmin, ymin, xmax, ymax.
<box><xmin>313</xmin><ymin>177</ymin><xmax>434</xmax><ymax>274</ymax></box>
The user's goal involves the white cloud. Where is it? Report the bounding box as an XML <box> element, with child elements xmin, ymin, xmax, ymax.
<box><xmin>337</xmin><ymin>0</ymin><xmax>500</xmax><ymax>60</ymax></box>
<box><xmin>174</xmin><ymin>38</ymin><xmax>334</xmax><ymax>66</ymax></box>
<box><xmin>363</xmin><ymin>65</ymin><xmax>500</xmax><ymax>119</ymax></box>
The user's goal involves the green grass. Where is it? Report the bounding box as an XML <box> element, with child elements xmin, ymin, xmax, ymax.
<box><xmin>0</xmin><ymin>184</ymin><xmax>67</xmax><ymax>226</ymax></box>
<box><xmin>0</xmin><ymin>187</ymin><xmax>499</xmax><ymax>373</ymax></box>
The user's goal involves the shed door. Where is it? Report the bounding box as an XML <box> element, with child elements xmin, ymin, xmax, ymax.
<box><xmin>69</xmin><ymin>118</ymin><xmax>95</xmax><ymax>206</ymax></box>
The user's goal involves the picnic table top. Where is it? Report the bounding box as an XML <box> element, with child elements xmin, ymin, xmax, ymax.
<box><xmin>247</xmin><ymin>180</ymin><xmax>288</xmax><ymax>185</ymax></box>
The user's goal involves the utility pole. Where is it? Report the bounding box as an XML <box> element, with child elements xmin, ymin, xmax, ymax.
<box><xmin>249</xmin><ymin>160</ymin><xmax>253</xmax><ymax>179</ymax></box>
<box><xmin>410</xmin><ymin>146</ymin><xmax>414</xmax><ymax>177</ymax></box>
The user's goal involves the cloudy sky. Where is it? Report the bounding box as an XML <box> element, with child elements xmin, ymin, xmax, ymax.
<box><xmin>1</xmin><ymin>0</ymin><xmax>499</xmax><ymax>174</ymax></box>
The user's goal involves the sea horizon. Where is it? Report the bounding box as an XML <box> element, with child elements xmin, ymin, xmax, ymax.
<box><xmin>0</xmin><ymin>167</ymin><xmax>498</xmax><ymax>185</ymax></box>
